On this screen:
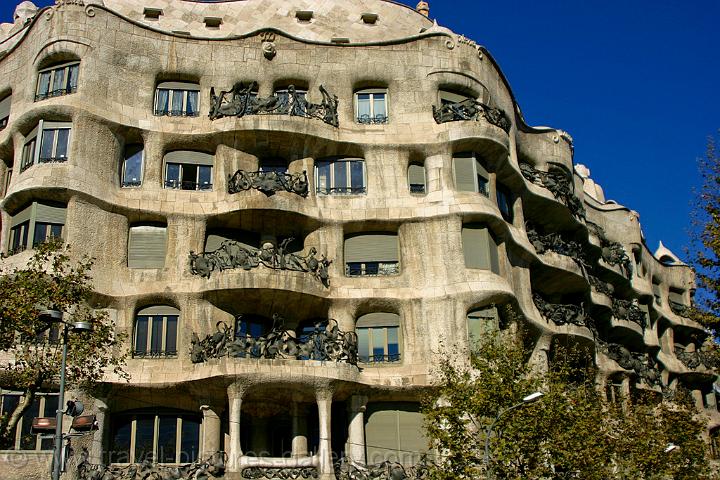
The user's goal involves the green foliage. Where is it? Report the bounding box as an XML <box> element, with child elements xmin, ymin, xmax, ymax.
<box><xmin>423</xmin><ymin>332</ymin><xmax>711</xmax><ymax>479</ymax></box>
<box><xmin>0</xmin><ymin>239</ymin><xmax>127</xmax><ymax>447</ymax></box>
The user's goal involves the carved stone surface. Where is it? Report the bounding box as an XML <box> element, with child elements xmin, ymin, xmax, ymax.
<box><xmin>335</xmin><ymin>458</ymin><xmax>431</xmax><ymax>480</ymax></box>
<box><xmin>432</xmin><ymin>98</ymin><xmax>511</xmax><ymax>133</ymax></box>
<box><xmin>533</xmin><ymin>294</ymin><xmax>585</xmax><ymax>327</ymax></box>
<box><xmin>526</xmin><ymin>223</ymin><xmax>588</xmax><ymax>267</ymax></box>
<box><xmin>587</xmin><ymin>222</ymin><xmax>633</xmax><ymax>279</ymax></box>
<box><xmin>599</xmin><ymin>342</ymin><xmax>662</xmax><ymax>387</ymax></box>
<box><xmin>209</xmin><ymin>82</ymin><xmax>339</xmax><ymax>127</ymax></box>
<box><xmin>190</xmin><ymin>317</ymin><xmax>359</xmax><ymax>366</ymax></box>
<box><xmin>189</xmin><ymin>239</ymin><xmax>331</xmax><ymax>286</ymax></box>
<box><xmin>228</xmin><ymin>170</ymin><xmax>309</xmax><ymax>197</ymax></box>
<box><xmin>520</xmin><ymin>163</ymin><xmax>586</xmax><ymax>221</ymax></box>
<box><xmin>611</xmin><ymin>298</ymin><xmax>647</xmax><ymax>329</ymax></box>
<box><xmin>242</xmin><ymin>466</ymin><xmax>318</xmax><ymax>479</ymax></box>
<box><xmin>77</xmin><ymin>449</ymin><xmax>226</xmax><ymax>480</ymax></box>
<box><xmin>588</xmin><ymin>274</ymin><xmax>614</xmax><ymax>296</ymax></box>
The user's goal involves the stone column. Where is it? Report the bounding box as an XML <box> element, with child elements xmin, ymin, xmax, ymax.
<box><xmin>90</xmin><ymin>398</ymin><xmax>108</xmax><ymax>464</ymax></box>
<box><xmin>316</xmin><ymin>389</ymin><xmax>335</xmax><ymax>480</ymax></box>
<box><xmin>200</xmin><ymin>404</ymin><xmax>222</xmax><ymax>459</ymax></box>
<box><xmin>227</xmin><ymin>383</ymin><xmax>245</xmax><ymax>472</ymax></box>
<box><xmin>291</xmin><ymin>395</ymin><xmax>308</xmax><ymax>458</ymax></box>
<box><xmin>346</xmin><ymin>395</ymin><xmax>368</xmax><ymax>464</ymax></box>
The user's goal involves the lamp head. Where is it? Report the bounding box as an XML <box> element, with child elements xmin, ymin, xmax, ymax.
<box><xmin>38</xmin><ymin>309</ymin><xmax>63</xmax><ymax>323</ymax></box>
<box><xmin>522</xmin><ymin>392</ymin><xmax>544</xmax><ymax>403</ymax></box>
<box><xmin>664</xmin><ymin>443</ymin><xmax>679</xmax><ymax>453</ymax></box>
<box><xmin>71</xmin><ymin>321</ymin><xmax>92</xmax><ymax>332</ymax></box>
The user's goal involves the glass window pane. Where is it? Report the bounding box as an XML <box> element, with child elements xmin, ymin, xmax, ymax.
<box><xmin>316</xmin><ymin>161</ymin><xmax>330</xmax><ymax>193</ymax></box>
<box><xmin>55</xmin><ymin>129</ymin><xmax>69</xmax><ymax>158</ymax></box>
<box><xmin>33</xmin><ymin>222</ymin><xmax>48</xmax><ymax>247</ymax></box>
<box><xmin>52</xmin><ymin>68</ymin><xmax>66</xmax><ymax>92</ymax></box>
<box><xmin>180</xmin><ymin>417</ymin><xmax>201</xmax><ymax>463</ymax></box>
<box><xmin>109</xmin><ymin>417</ymin><xmax>132</xmax><ymax>464</ymax></box>
<box><xmin>50</xmin><ymin>224</ymin><xmax>63</xmax><ymax>239</ymax></box>
<box><xmin>134</xmin><ymin>416</ymin><xmax>155</xmax><ymax>463</ymax></box>
<box><xmin>181</xmin><ymin>164</ymin><xmax>198</xmax><ymax>190</ymax></box>
<box><xmin>20</xmin><ymin>396</ymin><xmax>41</xmax><ymax>450</ymax></box>
<box><xmin>2</xmin><ymin>395</ymin><xmax>20</xmax><ymax>417</ymax></box>
<box><xmin>68</xmin><ymin>64</ymin><xmax>79</xmax><ymax>90</ymax></box>
<box><xmin>151</xmin><ymin>317</ymin><xmax>163</xmax><ymax>354</ymax></box>
<box><xmin>171</xmin><ymin>90</ymin><xmax>184</xmax><ymax>114</ymax></box>
<box><xmin>373</xmin><ymin>93</ymin><xmax>386</xmax><ymax>117</ymax></box>
<box><xmin>371</xmin><ymin>328</ymin><xmax>387</xmax><ymax>360</ymax></box>
<box><xmin>40</xmin><ymin>129</ymin><xmax>55</xmax><ymax>160</ymax></box>
<box><xmin>198</xmin><ymin>165</ymin><xmax>212</xmax><ymax>190</ymax></box>
<box><xmin>157</xmin><ymin>416</ymin><xmax>177</xmax><ymax>463</ymax></box>
<box><xmin>249</xmin><ymin>321</ymin><xmax>264</xmax><ymax>338</ymax></box>
<box><xmin>357</xmin><ymin>328</ymin><xmax>369</xmax><ymax>362</ymax></box>
<box><xmin>387</xmin><ymin>327</ymin><xmax>399</xmax><ymax>360</ymax></box>
<box><xmin>350</xmin><ymin>161</ymin><xmax>364</xmax><ymax>191</ymax></box>
<box><xmin>134</xmin><ymin>316</ymin><xmax>149</xmax><ymax>354</ymax></box>
<box><xmin>123</xmin><ymin>149</ymin><xmax>143</xmax><ymax>185</ymax></box>
<box><xmin>38</xmin><ymin>72</ymin><xmax>51</xmax><ymax>96</ymax></box>
<box><xmin>365</xmin><ymin>262</ymin><xmax>379</xmax><ymax>275</ymax></box>
<box><xmin>165</xmin><ymin>316</ymin><xmax>178</xmax><ymax>355</ymax></box>
<box><xmin>186</xmin><ymin>91</ymin><xmax>198</xmax><ymax>116</ymax></box>
<box><xmin>156</xmin><ymin>89</ymin><xmax>169</xmax><ymax>114</ymax></box>
<box><xmin>357</xmin><ymin>94</ymin><xmax>371</xmax><ymax>119</ymax></box>
<box><xmin>333</xmin><ymin>161</ymin><xmax>347</xmax><ymax>191</ymax></box>
<box><xmin>40</xmin><ymin>396</ymin><xmax>59</xmax><ymax>450</ymax></box>
<box><xmin>166</xmin><ymin>163</ymin><xmax>180</xmax><ymax>188</ymax></box>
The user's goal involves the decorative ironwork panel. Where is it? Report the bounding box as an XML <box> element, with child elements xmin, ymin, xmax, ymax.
<box><xmin>526</xmin><ymin>223</ymin><xmax>589</xmax><ymax>268</ymax></box>
<box><xmin>533</xmin><ymin>294</ymin><xmax>586</xmax><ymax>327</ymax></box>
<box><xmin>611</xmin><ymin>298</ymin><xmax>647</xmax><ymax>329</ymax></box>
<box><xmin>675</xmin><ymin>344</ymin><xmax>719</xmax><ymax>370</ymax></box>
<box><xmin>209</xmin><ymin>82</ymin><xmax>339</xmax><ymax>127</ymax></box>
<box><xmin>335</xmin><ymin>458</ymin><xmax>433</xmax><ymax>480</ymax></box>
<box><xmin>669</xmin><ymin>301</ymin><xmax>690</xmax><ymax>318</ymax></box>
<box><xmin>588</xmin><ymin>275</ymin><xmax>614</xmax><ymax>296</ymax></box>
<box><xmin>190</xmin><ymin>316</ymin><xmax>359</xmax><ymax>366</ymax></box>
<box><xmin>597</xmin><ymin>342</ymin><xmax>662</xmax><ymax>387</ymax></box>
<box><xmin>586</xmin><ymin>222</ymin><xmax>633</xmax><ymax>279</ymax></box>
<box><xmin>189</xmin><ymin>238</ymin><xmax>331</xmax><ymax>287</ymax></box>
<box><xmin>432</xmin><ymin>99</ymin><xmax>511</xmax><ymax>133</ymax></box>
<box><xmin>242</xmin><ymin>466</ymin><xmax>319</xmax><ymax>479</ymax></box>
<box><xmin>519</xmin><ymin>163</ymin><xmax>586</xmax><ymax>221</ymax></box>
<box><xmin>77</xmin><ymin>449</ymin><xmax>226</xmax><ymax>480</ymax></box>
<box><xmin>357</xmin><ymin>114</ymin><xmax>389</xmax><ymax>125</ymax></box>
<box><xmin>228</xmin><ymin>169</ymin><xmax>309</xmax><ymax>197</ymax></box>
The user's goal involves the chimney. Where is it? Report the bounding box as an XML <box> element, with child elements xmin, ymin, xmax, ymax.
<box><xmin>416</xmin><ymin>1</ymin><xmax>429</xmax><ymax>17</ymax></box>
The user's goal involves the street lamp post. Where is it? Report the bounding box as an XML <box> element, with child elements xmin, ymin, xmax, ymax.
<box><xmin>483</xmin><ymin>392</ymin><xmax>544</xmax><ymax>479</ymax></box>
<box><xmin>39</xmin><ymin>310</ymin><xmax>92</xmax><ymax>480</ymax></box>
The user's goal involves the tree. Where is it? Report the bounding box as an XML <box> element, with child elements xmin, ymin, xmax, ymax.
<box><xmin>423</xmin><ymin>330</ymin><xmax>710</xmax><ymax>479</ymax></box>
<box><xmin>0</xmin><ymin>239</ymin><xmax>127</xmax><ymax>448</ymax></box>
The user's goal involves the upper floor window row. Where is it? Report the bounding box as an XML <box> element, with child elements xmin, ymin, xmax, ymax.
<box><xmin>21</xmin><ymin>121</ymin><xmax>71</xmax><ymax>173</ymax></box>
<box><xmin>36</xmin><ymin>62</ymin><xmax>79</xmax><ymax>102</ymax></box>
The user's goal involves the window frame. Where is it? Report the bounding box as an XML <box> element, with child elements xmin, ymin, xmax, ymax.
<box><xmin>7</xmin><ymin>202</ymin><xmax>66</xmax><ymax>255</ymax></box>
<box><xmin>315</xmin><ymin>158</ymin><xmax>366</xmax><ymax>195</ymax></box>
<box><xmin>467</xmin><ymin>305</ymin><xmax>499</xmax><ymax>352</ymax></box>
<box><xmin>407</xmin><ymin>163</ymin><xmax>426</xmax><ymax>194</ymax></box>
<box><xmin>0</xmin><ymin>94</ymin><xmax>11</xmax><ymax>130</ymax></box>
<box><xmin>496</xmin><ymin>183</ymin><xmax>514</xmax><ymax>223</ymax></box>
<box><xmin>356</xmin><ymin>313</ymin><xmax>401</xmax><ymax>364</ymax></box>
<box><xmin>20</xmin><ymin>120</ymin><xmax>72</xmax><ymax>173</ymax></box>
<box><xmin>154</xmin><ymin>82</ymin><xmax>200</xmax><ymax>117</ymax></box>
<box><xmin>35</xmin><ymin>61</ymin><xmax>80</xmax><ymax>102</ymax></box>
<box><xmin>133</xmin><ymin>307</ymin><xmax>179</xmax><ymax>358</ymax></box>
<box><xmin>163</xmin><ymin>151</ymin><xmax>214</xmax><ymax>191</ymax></box>
<box><xmin>354</xmin><ymin>88</ymin><xmax>389</xmax><ymax>125</ymax></box>
<box><xmin>121</xmin><ymin>145</ymin><xmax>144</xmax><ymax>188</ymax></box>
<box><xmin>452</xmin><ymin>152</ymin><xmax>489</xmax><ymax>196</ymax></box>
<box><xmin>344</xmin><ymin>233</ymin><xmax>400</xmax><ymax>277</ymax></box>
<box><xmin>2</xmin><ymin>166</ymin><xmax>12</xmax><ymax>198</ymax></box>
<box><xmin>0</xmin><ymin>391</ymin><xmax>59</xmax><ymax>451</ymax></box>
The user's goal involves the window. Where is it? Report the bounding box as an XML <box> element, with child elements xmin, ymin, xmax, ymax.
<box><xmin>712</xmin><ymin>428</ymin><xmax>720</xmax><ymax>460</ymax></box>
<box><xmin>121</xmin><ymin>145</ymin><xmax>144</xmax><ymax>187</ymax></box>
<box><xmin>128</xmin><ymin>225</ymin><xmax>167</xmax><ymax>268</ymax></box>
<box><xmin>461</xmin><ymin>224</ymin><xmax>499</xmax><ymax>273</ymax></box>
<box><xmin>355</xmin><ymin>89</ymin><xmax>388</xmax><ymax>124</ymax></box>
<box><xmin>356</xmin><ymin>313</ymin><xmax>400</xmax><ymax>363</ymax></box>
<box><xmin>0</xmin><ymin>392</ymin><xmax>58</xmax><ymax>450</ymax></box>
<box><xmin>133</xmin><ymin>306</ymin><xmax>179</xmax><ymax>358</ymax></box>
<box><xmin>408</xmin><ymin>164</ymin><xmax>426</xmax><ymax>194</ymax></box>
<box><xmin>439</xmin><ymin>90</ymin><xmax>472</xmax><ymax>106</ymax></box>
<box><xmin>20</xmin><ymin>121</ymin><xmax>71</xmax><ymax>172</ymax></box>
<box><xmin>108</xmin><ymin>409</ymin><xmax>200</xmax><ymax>464</ymax></box>
<box><xmin>7</xmin><ymin>202</ymin><xmax>66</xmax><ymax>255</ymax></box>
<box><xmin>467</xmin><ymin>305</ymin><xmax>499</xmax><ymax>350</ymax></box>
<box><xmin>315</xmin><ymin>158</ymin><xmax>366</xmax><ymax>195</ymax></box>
<box><xmin>364</xmin><ymin>403</ymin><xmax>429</xmax><ymax>465</ymax></box>
<box><xmin>259</xmin><ymin>158</ymin><xmax>288</xmax><ymax>174</ymax></box>
<box><xmin>344</xmin><ymin>233</ymin><xmax>400</xmax><ymax>277</ymax></box>
<box><xmin>496</xmin><ymin>184</ymin><xmax>514</xmax><ymax>222</ymax></box>
<box><xmin>164</xmin><ymin>151</ymin><xmax>213</xmax><ymax>191</ymax></box>
<box><xmin>154</xmin><ymin>81</ymin><xmax>200</xmax><ymax>117</ymax></box>
<box><xmin>35</xmin><ymin>62</ymin><xmax>79</xmax><ymax>101</ymax></box>
<box><xmin>453</xmin><ymin>152</ymin><xmax>489</xmax><ymax>196</ymax></box>
<box><xmin>0</xmin><ymin>94</ymin><xmax>11</xmax><ymax>130</ymax></box>
<box><xmin>274</xmin><ymin>87</ymin><xmax>307</xmax><ymax>115</ymax></box>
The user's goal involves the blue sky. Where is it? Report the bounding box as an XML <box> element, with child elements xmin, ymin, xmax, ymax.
<box><xmin>2</xmin><ymin>0</ymin><xmax>717</xmax><ymax>260</ymax></box>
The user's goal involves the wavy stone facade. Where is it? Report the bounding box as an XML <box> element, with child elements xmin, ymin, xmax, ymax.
<box><xmin>0</xmin><ymin>1</ymin><xmax>716</xmax><ymax>479</ymax></box>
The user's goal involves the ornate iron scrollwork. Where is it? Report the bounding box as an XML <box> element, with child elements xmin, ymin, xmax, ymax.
<box><xmin>526</xmin><ymin>223</ymin><xmax>589</xmax><ymax>268</ymax></box>
<box><xmin>335</xmin><ymin>457</ymin><xmax>433</xmax><ymax>480</ymax></box>
<box><xmin>611</xmin><ymin>298</ymin><xmax>647</xmax><ymax>329</ymax></box>
<box><xmin>669</xmin><ymin>301</ymin><xmax>690</xmax><ymax>318</ymax></box>
<box><xmin>209</xmin><ymin>82</ymin><xmax>339</xmax><ymax>127</ymax></box>
<box><xmin>228</xmin><ymin>169</ymin><xmax>308</xmax><ymax>197</ymax></box>
<box><xmin>597</xmin><ymin>342</ymin><xmax>662</xmax><ymax>387</ymax></box>
<box><xmin>519</xmin><ymin>163</ymin><xmax>586</xmax><ymax>221</ymax></box>
<box><xmin>586</xmin><ymin>222</ymin><xmax>633</xmax><ymax>279</ymax></box>
<box><xmin>432</xmin><ymin>98</ymin><xmax>511</xmax><ymax>133</ymax></box>
<box><xmin>588</xmin><ymin>274</ymin><xmax>614</xmax><ymax>296</ymax></box>
<box><xmin>675</xmin><ymin>344</ymin><xmax>719</xmax><ymax>370</ymax></box>
<box><xmin>532</xmin><ymin>294</ymin><xmax>586</xmax><ymax>327</ymax></box>
<box><xmin>189</xmin><ymin>238</ymin><xmax>332</xmax><ymax>287</ymax></box>
<box><xmin>190</xmin><ymin>316</ymin><xmax>359</xmax><ymax>366</ymax></box>
<box><xmin>242</xmin><ymin>466</ymin><xmax>318</xmax><ymax>479</ymax></box>
<box><xmin>77</xmin><ymin>449</ymin><xmax>226</xmax><ymax>480</ymax></box>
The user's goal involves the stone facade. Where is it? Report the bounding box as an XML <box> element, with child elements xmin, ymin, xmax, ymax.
<box><xmin>0</xmin><ymin>1</ymin><xmax>716</xmax><ymax>479</ymax></box>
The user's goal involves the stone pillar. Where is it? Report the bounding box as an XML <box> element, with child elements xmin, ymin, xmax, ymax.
<box><xmin>316</xmin><ymin>389</ymin><xmax>335</xmax><ymax>480</ymax></box>
<box><xmin>227</xmin><ymin>383</ymin><xmax>244</xmax><ymax>472</ymax></box>
<box><xmin>346</xmin><ymin>395</ymin><xmax>368</xmax><ymax>464</ymax></box>
<box><xmin>90</xmin><ymin>398</ymin><xmax>108</xmax><ymax>464</ymax></box>
<box><xmin>291</xmin><ymin>396</ymin><xmax>308</xmax><ymax>458</ymax></box>
<box><xmin>200</xmin><ymin>405</ymin><xmax>222</xmax><ymax>459</ymax></box>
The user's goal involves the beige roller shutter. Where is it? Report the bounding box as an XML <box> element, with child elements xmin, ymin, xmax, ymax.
<box><xmin>35</xmin><ymin>203</ymin><xmax>67</xmax><ymax>224</ymax></box>
<box><xmin>453</xmin><ymin>153</ymin><xmax>476</xmax><ymax>192</ymax></box>
<box><xmin>137</xmin><ymin>305</ymin><xmax>180</xmax><ymax>316</ymax></box>
<box><xmin>164</xmin><ymin>150</ymin><xmax>213</xmax><ymax>166</ymax></box>
<box><xmin>11</xmin><ymin>204</ymin><xmax>33</xmax><ymax>227</ymax></box>
<box><xmin>462</xmin><ymin>225</ymin><xmax>490</xmax><ymax>270</ymax></box>
<box><xmin>128</xmin><ymin>225</ymin><xmax>167</xmax><ymax>269</ymax></box>
<box><xmin>357</xmin><ymin>313</ymin><xmax>400</xmax><ymax>328</ymax></box>
<box><xmin>365</xmin><ymin>403</ymin><xmax>428</xmax><ymax>466</ymax></box>
<box><xmin>0</xmin><ymin>95</ymin><xmax>11</xmax><ymax>119</ymax></box>
<box><xmin>408</xmin><ymin>164</ymin><xmax>425</xmax><ymax>186</ymax></box>
<box><xmin>205</xmin><ymin>230</ymin><xmax>259</xmax><ymax>252</ymax></box>
<box><xmin>467</xmin><ymin>305</ymin><xmax>499</xmax><ymax>344</ymax></box>
<box><xmin>397</xmin><ymin>409</ymin><xmax>428</xmax><ymax>464</ymax></box>
<box><xmin>157</xmin><ymin>81</ymin><xmax>199</xmax><ymax>91</ymax></box>
<box><xmin>344</xmin><ymin>233</ymin><xmax>398</xmax><ymax>263</ymax></box>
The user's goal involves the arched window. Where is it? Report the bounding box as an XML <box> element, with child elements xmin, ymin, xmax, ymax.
<box><xmin>121</xmin><ymin>144</ymin><xmax>144</xmax><ymax>188</ymax></box>
<box><xmin>133</xmin><ymin>306</ymin><xmax>179</xmax><ymax>358</ymax></box>
<box><xmin>108</xmin><ymin>409</ymin><xmax>201</xmax><ymax>464</ymax></box>
<box><xmin>154</xmin><ymin>81</ymin><xmax>200</xmax><ymax>117</ymax></box>
<box><xmin>408</xmin><ymin>163</ymin><xmax>426</xmax><ymax>194</ymax></box>
<box><xmin>36</xmin><ymin>61</ymin><xmax>79</xmax><ymax>101</ymax></box>
<box><xmin>355</xmin><ymin>88</ymin><xmax>388</xmax><ymax>124</ymax></box>
<box><xmin>356</xmin><ymin>313</ymin><xmax>400</xmax><ymax>363</ymax></box>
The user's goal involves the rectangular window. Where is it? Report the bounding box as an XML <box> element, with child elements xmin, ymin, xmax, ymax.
<box><xmin>0</xmin><ymin>95</ymin><xmax>11</xmax><ymax>130</ymax></box>
<box><xmin>154</xmin><ymin>82</ymin><xmax>200</xmax><ymax>117</ymax></box>
<box><xmin>20</xmin><ymin>121</ymin><xmax>71</xmax><ymax>172</ymax></box>
<box><xmin>2</xmin><ymin>167</ymin><xmax>11</xmax><ymax>196</ymax></box>
<box><xmin>163</xmin><ymin>151</ymin><xmax>214</xmax><ymax>191</ymax></box>
<box><xmin>0</xmin><ymin>392</ymin><xmax>59</xmax><ymax>450</ymax></box>
<box><xmin>453</xmin><ymin>152</ymin><xmax>489</xmax><ymax>196</ymax></box>
<box><xmin>122</xmin><ymin>145</ymin><xmax>144</xmax><ymax>187</ymax></box>
<box><xmin>408</xmin><ymin>164</ymin><xmax>426</xmax><ymax>194</ymax></box>
<box><xmin>133</xmin><ymin>314</ymin><xmax>179</xmax><ymax>358</ymax></box>
<box><xmin>357</xmin><ymin>313</ymin><xmax>401</xmax><ymax>363</ymax></box>
<box><xmin>496</xmin><ymin>184</ymin><xmax>514</xmax><ymax>223</ymax></box>
<box><xmin>462</xmin><ymin>224</ymin><xmax>500</xmax><ymax>274</ymax></box>
<box><xmin>344</xmin><ymin>233</ymin><xmax>400</xmax><ymax>277</ymax></box>
<box><xmin>128</xmin><ymin>225</ymin><xmax>167</xmax><ymax>269</ymax></box>
<box><xmin>7</xmin><ymin>202</ymin><xmax>66</xmax><ymax>255</ymax></box>
<box><xmin>35</xmin><ymin>62</ymin><xmax>79</xmax><ymax>101</ymax></box>
<box><xmin>355</xmin><ymin>89</ymin><xmax>388</xmax><ymax>124</ymax></box>
<box><xmin>315</xmin><ymin>158</ymin><xmax>366</xmax><ymax>195</ymax></box>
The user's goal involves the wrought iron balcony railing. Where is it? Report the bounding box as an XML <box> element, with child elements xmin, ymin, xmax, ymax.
<box><xmin>228</xmin><ymin>169</ymin><xmax>309</xmax><ymax>197</ymax></box>
<box><xmin>38</xmin><ymin>156</ymin><xmax>68</xmax><ymax>164</ymax></box>
<box><xmin>432</xmin><ymin>99</ymin><xmax>511</xmax><ymax>133</ymax></box>
<box><xmin>153</xmin><ymin>108</ymin><xmax>200</xmax><ymax>117</ymax></box>
<box><xmin>316</xmin><ymin>186</ymin><xmax>367</xmax><ymax>195</ymax></box>
<box><xmin>357</xmin><ymin>114</ymin><xmax>389</xmax><ymax>125</ymax></box>
<box><xmin>34</xmin><ymin>86</ymin><xmax>77</xmax><ymax>102</ymax></box>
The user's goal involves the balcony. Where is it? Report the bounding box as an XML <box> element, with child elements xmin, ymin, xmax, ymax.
<box><xmin>34</xmin><ymin>86</ymin><xmax>77</xmax><ymax>102</ymax></box>
<box><xmin>432</xmin><ymin>99</ymin><xmax>511</xmax><ymax>133</ymax></box>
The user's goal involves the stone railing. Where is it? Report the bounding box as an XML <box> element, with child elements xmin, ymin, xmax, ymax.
<box><xmin>209</xmin><ymin>82</ymin><xmax>339</xmax><ymax>127</ymax></box>
<box><xmin>532</xmin><ymin>294</ymin><xmax>586</xmax><ymax>327</ymax></box>
<box><xmin>611</xmin><ymin>298</ymin><xmax>647</xmax><ymax>329</ymax></box>
<box><xmin>77</xmin><ymin>449</ymin><xmax>226</xmax><ymax>480</ymax></box>
<box><xmin>228</xmin><ymin>170</ymin><xmax>309</xmax><ymax>197</ymax></box>
<box><xmin>598</xmin><ymin>342</ymin><xmax>662</xmax><ymax>387</ymax></box>
<box><xmin>189</xmin><ymin>238</ymin><xmax>331</xmax><ymax>287</ymax></box>
<box><xmin>519</xmin><ymin>163</ymin><xmax>586</xmax><ymax>221</ymax></box>
<box><xmin>432</xmin><ymin>99</ymin><xmax>511</xmax><ymax>133</ymax></box>
<box><xmin>190</xmin><ymin>317</ymin><xmax>358</xmax><ymax>366</ymax></box>
<box><xmin>242</xmin><ymin>466</ymin><xmax>318</xmax><ymax>479</ymax></box>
